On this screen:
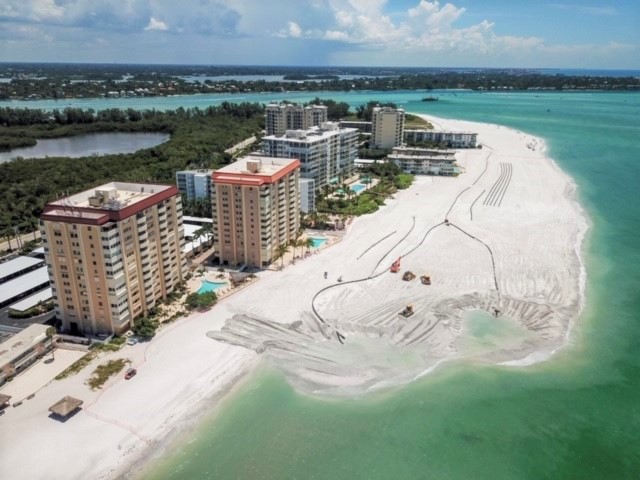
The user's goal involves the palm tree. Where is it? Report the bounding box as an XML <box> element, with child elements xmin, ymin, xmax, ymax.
<box><xmin>305</xmin><ymin>237</ymin><xmax>315</xmax><ymax>253</ymax></box>
<box><xmin>2</xmin><ymin>228</ymin><xmax>13</xmax><ymax>251</ymax></box>
<box><xmin>200</xmin><ymin>223</ymin><xmax>214</xmax><ymax>246</ymax></box>
<box><xmin>45</xmin><ymin>326</ymin><xmax>56</xmax><ymax>361</ymax></box>
<box><xmin>275</xmin><ymin>243</ymin><xmax>290</xmax><ymax>269</ymax></box>
<box><xmin>297</xmin><ymin>238</ymin><xmax>308</xmax><ymax>256</ymax></box>
<box><xmin>289</xmin><ymin>239</ymin><xmax>298</xmax><ymax>264</ymax></box>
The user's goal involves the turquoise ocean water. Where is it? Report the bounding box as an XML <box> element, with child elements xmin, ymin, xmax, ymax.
<box><xmin>5</xmin><ymin>90</ymin><xmax>639</xmax><ymax>479</ymax></box>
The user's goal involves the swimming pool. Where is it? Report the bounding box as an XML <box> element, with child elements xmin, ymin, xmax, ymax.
<box><xmin>350</xmin><ymin>184</ymin><xmax>366</xmax><ymax>193</ymax></box>
<box><xmin>197</xmin><ymin>280</ymin><xmax>227</xmax><ymax>295</ymax></box>
<box><xmin>310</xmin><ymin>237</ymin><xmax>327</xmax><ymax>248</ymax></box>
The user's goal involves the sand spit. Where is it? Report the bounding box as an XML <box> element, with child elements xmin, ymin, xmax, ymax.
<box><xmin>209</xmin><ymin>114</ymin><xmax>588</xmax><ymax>395</ymax></box>
<box><xmin>0</xmin><ymin>115</ymin><xmax>588</xmax><ymax>480</ymax></box>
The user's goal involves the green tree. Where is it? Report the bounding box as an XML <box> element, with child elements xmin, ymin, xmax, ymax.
<box><xmin>132</xmin><ymin>317</ymin><xmax>159</xmax><ymax>338</ymax></box>
<box><xmin>305</xmin><ymin>237</ymin><xmax>315</xmax><ymax>253</ymax></box>
<box><xmin>274</xmin><ymin>243</ymin><xmax>290</xmax><ymax>268</ymax></box>
<box><xmin>184</xmin><ymin>291</ymin><xmax>217</xmax><ymax>310</ymax></box>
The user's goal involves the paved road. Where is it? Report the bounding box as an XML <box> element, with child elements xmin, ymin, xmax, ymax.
<box><xmin>0</xmin><ymin>230</ymin><xmax>41</xmax><ymax>252</ymax></box>
<box><xmin>224</xmin><ymin>135</ymin><xmax>257</xmax><ymax>155</ymax></box>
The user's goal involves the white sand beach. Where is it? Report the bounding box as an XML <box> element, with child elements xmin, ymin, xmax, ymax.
<box><xmin>0</xmin><ymin>115</ymin><xmax>588</xmax><ymax>480</ymax></box>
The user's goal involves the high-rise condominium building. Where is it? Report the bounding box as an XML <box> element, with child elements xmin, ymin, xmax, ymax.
<box><xmin>265</xmin><ymin>103</ymin><xmax>328</xmax><ymax>136</ymax></box>
<box><xmin>211</xmin><ymin>156</ymin><xmax>300</xmax><ymax>268</ymax></box>
<box><xmin>262</xmin><ymin>122</ymin><xmax>358</xmax><ymax>197</ymax></box>
<box><xmin>40</xmin><ymin>182</ymin><xmax>186</xmax><ymax>336</ymax></box>
<box><xmin>371</xmin><ymin>106</ymin><xmax>405</xmax><ymax>149</ymax></box>
<box><xmin>176</xmin><ymin>169</ymin><xmax>213</xmax><ymax>201</ymax></box>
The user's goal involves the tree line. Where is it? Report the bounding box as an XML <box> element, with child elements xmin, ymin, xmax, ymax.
<box><xmin>0</xmin><ymin>103</ymin><xmax>265</xmax><ymax>237</ymax></box>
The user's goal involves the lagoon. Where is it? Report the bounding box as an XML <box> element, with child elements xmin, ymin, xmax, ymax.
<box><xmin>0</xmin><ymin>132</ymin><xmax>169</xmax><ymax>163</ymax></box>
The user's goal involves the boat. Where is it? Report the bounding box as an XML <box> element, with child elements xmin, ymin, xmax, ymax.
<box><xmin>421</xmin><ymin>96</ymin><xmax>439</xmax><ymax>102</ymax></box>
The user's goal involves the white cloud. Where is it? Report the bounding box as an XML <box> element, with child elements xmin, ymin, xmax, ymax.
<box><xmin>0</xmin><ymin>0</ymin><xmax>636</xmax><ymax>67</ymax></box>
<box><xmin>145</xmin><ymin>17</ymin><xmax>168</xmax><ymax>31</ymax></box>
<box><xmin>287</xmin><ymin>21</ymin><xmax>302</xmax><ymax>38</ymax></box>
<box><xmin>276</xmin><ymin>0</ymin><xmax>543</xmax><ymax>59</ymax></box>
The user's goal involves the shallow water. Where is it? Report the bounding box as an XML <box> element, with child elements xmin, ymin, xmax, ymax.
<box><xmin>46</xmin><ymin>89</ymin><xmax>635</xmax><ymax>480</ymax></box>
<box><xmin>0</xmin><ymin>132</ymin><xmax>169</xmax><ymax>163</ymax></box>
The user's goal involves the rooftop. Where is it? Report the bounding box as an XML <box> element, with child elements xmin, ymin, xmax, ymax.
<box><xmin>46</xmin><ymin>182</ymin><xmax>174</xmax><ymax>211</ymax></box>
<box><xmin>0</xmin><ymin>256</ymin><xmax>44</xmax><ymax>283</ymax></box>
<box><xmin>9</xmin><ymin>287</ymin><xmax>53</xmax><ymax>313</ymax></box>
<box><xmin>176</xmin><ymin>169</ymin><xmax>213</xmax><ymax>175</ymax></box>
<box><xmin>263</xmin><ymin>122</ymin><xmax>357</xmax><ymax>142</ymax></box>
<box><xmin>0</xmin><ymin>266</ymin><xmax>50</xmax><ymax>306</ymax></box>
<box><xmin>49</xmin><ymin>396</ymin><xmax>83</xmax><ymax>417</ymax></box>
<box><xmin>0</xmin><ymin>324</ymin><xmax>49</xmax><ymax>367</ymax></box>
<box><xmin>213</xmin><ymin>156</ymin><xmax>300</xmax><ymax>187</ymax></box>
<box><xmin>41</xmin><ymin>182</ymin><xmax>179</xmax><ymax>225</ymax></box>
<box><xmin>405</xmin><ymin>128</ymin><xmax>478</xmax><ymax>135</ymax></box>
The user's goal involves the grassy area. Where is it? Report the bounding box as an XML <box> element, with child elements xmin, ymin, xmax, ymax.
<box><xmin>88</xmin><ymin>358</ymin><xmax>129</xmax><ymax>390</ymax></box>
<box><xmin>55</xmin><ymin>353</ymin><xmax>93</xmax><ymax>380</ymax></box>
<box><xmin>55</xmin><ymin>338</ymin><xmax>125</xmax><ymax>380</ymax></box>
<box><xmin>405</xmin><ymin>114</ymin><xmax>433</xmax><ymax>129</ymax></box>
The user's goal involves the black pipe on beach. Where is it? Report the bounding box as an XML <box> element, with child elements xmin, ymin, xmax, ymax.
<box><xmin>448</xmin><ymin>222</ymin><xmax>500</xmax><ymax>295</ymax></box>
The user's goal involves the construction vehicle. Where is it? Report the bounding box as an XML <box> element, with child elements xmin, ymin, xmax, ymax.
<box><xmin>390</xmin><ymin>257</ymin><xmax>402</xmax><ymax>273</ymax></box>
<box><xmin>420</xmin><ymin>275</ymin><xmax>431</xmax><ymax>285</ymax></box>
<box><xmin>402</xmin><ymin>271</ymin><xmax>416</xmax><ymax>281</ymax></box>
<box><xmin>399</xmin><ymin>304</ymin><xmax>414</xmax><ymax>318</ymax></box>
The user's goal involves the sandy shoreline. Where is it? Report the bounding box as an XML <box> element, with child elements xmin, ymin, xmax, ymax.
<box><xmin>0</xmin><ymin>114</ymin><xmax>589</xmax><ymax>480</ymax></box>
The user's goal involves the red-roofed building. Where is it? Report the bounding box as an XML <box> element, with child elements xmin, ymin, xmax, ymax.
<box><xmin>40</xmin><ymin>182</ymin><xmax>186</xmax><ymax>335</ymax></box>
<box><xmin>212</xmin><ymin>156</ymin><xmax>300</xmax><ymax>268</ymax></box>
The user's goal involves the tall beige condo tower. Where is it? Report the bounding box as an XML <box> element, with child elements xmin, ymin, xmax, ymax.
<box><xmin>40</xmin><ymin>182</ymin><xmax>186</xmax><ymax>336</ymax></box>
<box><xmin>265</xmin><ymin>103</ymin><xmax>328</xmax><ymax>136</ymax></box>
<box><xmin>371</xmin><ymin>106</ymin><xmax>405</xmax><ymax>149</ymax></box>
<box><xmin>212</xmin><ymin>156</ymin><xmax>300</xmax><ymax>268</ymax></box>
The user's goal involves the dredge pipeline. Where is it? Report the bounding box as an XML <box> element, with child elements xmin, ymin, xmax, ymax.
<box><xmin>448</xmin><ymin>222</ymin><xmax>500</xmax><ymax>295</ymax></box>
<box><xmin>356</xmin><ymin>230</ymin><xmax>397</xmax><ymax>260</ymax></box>
<box><xmin>369</xmin><ymin>216</ymin><xmax>416</xmax><ymax>277</ymax></box>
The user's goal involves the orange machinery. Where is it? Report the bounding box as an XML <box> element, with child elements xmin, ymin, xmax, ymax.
<box><xmin>390</xmin><ymin>256</ymin><xmax>401</xmax><ymax>273</ymax></box>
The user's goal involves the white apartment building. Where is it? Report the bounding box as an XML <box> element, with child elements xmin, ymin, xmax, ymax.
<box><xmin>299</xmin><ymin>178</ymin><xmax>315</xmax><ymax>214</ymax></box>
<box><xmin>371</xmin><ymin>106</ymin><xmax>405</xmax><ymax>149</ymax></box>
<box><xmin>176</xmin><ymin>170</ymin><xmax>213</xmax><ymax>201</ymax></box>
<box><xmin>388</xmin><ymin>146</ymin><xmax>459</xmax><ymax>176</ymax></box>
<box><xmin>265</xmin><ymin>103</ymin><xmax>328</xmax><ymax>136</ymax></box>
<box><xmin>404</xmin><ymin>129</ymin><xmax>478</xmax><ymax>148</ymax></box>
<box><xmin>262</xmin><ymin>122</ymin><xmax>358</xmax><ymax>200</ymax></box>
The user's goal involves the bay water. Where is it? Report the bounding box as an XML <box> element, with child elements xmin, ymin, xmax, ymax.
<box><xmin>6</xmin><ymin>90</ymin><xmax>639</xmax><ymax>479</ymax></box>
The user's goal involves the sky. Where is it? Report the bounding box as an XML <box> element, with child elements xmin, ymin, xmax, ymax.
<box><xmin>0</xmin><ymin>0</ymin><xmax>638</xmax><ymax>68</ymax></box>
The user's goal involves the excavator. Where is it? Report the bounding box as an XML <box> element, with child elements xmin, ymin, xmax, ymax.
<box><xmin>399</xmin><ymin>304</ymin><xmax>414</xmax><ymax>318</ymax></box>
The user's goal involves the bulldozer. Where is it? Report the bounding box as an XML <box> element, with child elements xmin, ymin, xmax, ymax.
<box><xmin>399</xmin><ymin>304</ymin><xmax>414</xmax><ymax>318</ymax></box>
<box><xmin>420</xmin><ymin>274</ymin><xmax>431</xmax><ymax>285</ymax></box>
<box><xmin>402</xmin><ymin>271</ymin><xmax>416</xmax><ymax>281</ymax></box>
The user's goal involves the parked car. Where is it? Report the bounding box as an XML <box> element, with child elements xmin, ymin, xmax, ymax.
<box><xmin>124</xmin><ymin>368</ymin><xmax>137</xmax><ymax>380</ymax></box>
<box><xmin>126</xmin><ymin>337</ymin><xmax>138</xmax><ymax>346</ymax></box>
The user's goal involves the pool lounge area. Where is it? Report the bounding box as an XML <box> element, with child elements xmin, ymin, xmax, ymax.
<box><xmin>310</xmin><ymin>237</ymin><xmax>328</xmax><ymax>248</ymax></box>
<box><xmin>197</xmin><ymin>280</ymin><xmax>228</xmax><ymax>295</ymax></box>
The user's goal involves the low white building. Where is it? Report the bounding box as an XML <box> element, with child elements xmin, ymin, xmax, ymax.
<box><xmin>388</xmin><ymin>146</ymin><xmax>459</xmax><ymax>176</ymax></box>
<box><xmin>404</xmin><ymin>129</ymin><xmax>478</xmax><ymax>148</ymax></box>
